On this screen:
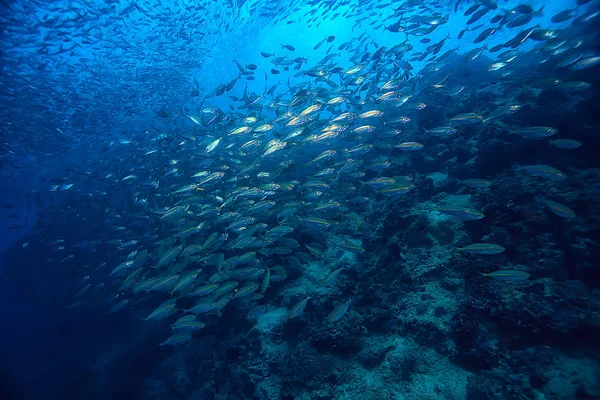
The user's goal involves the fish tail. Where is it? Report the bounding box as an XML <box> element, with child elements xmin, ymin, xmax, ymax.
<box><xmin>536</xmin><ymin>5</ymin><xmax>544</xmax><ymax>16</ymax></box>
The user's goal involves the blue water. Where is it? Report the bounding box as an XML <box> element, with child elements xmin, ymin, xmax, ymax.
<box><xmin>1</xmin><ymin>0</ymin><xmax>600</xmax><ymax>399</ymax></box>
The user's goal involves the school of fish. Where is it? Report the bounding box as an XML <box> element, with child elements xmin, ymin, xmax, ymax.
<box><xmin>1</xmin><ymin>0</ymin><xmax>598</xmax><ymax>348</ymax></box>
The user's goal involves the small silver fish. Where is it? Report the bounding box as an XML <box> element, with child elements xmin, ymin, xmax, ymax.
<box><xmin>327</xmin><ymin>299</ymin><xmax>351</xmax><ymax>322</ymax></box>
